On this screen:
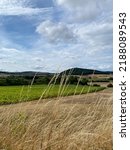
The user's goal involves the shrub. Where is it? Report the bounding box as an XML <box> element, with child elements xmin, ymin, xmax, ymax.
<box><xmin>35</xmin><ymin>76</ymin><xmax>51</xmax><ymax>84</ymax></box>
<box><xmin>68</xmin><ymin>76</ymin><xmax>78</xmax><ymax>85</ymax></box>
<box><xmin>107</xmin><ymin>83</ymin><xmax>113</xmax><ymax>87</ymax></box>
<box><xmin>92</xmin><ymin>84</ymin><xmax>100</xmax><ymax>87</ymax></box>
<box><xmin>79</xmin><ymin>78</ymin><xmax>88</xmax><ymax>85</ymax></box>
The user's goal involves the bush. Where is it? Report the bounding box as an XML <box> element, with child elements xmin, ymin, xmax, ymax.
<box><xmin>108</xmin><ymin>77</ymin><xmax>113</xmax><ymax>81</ymax></box>
<box><xmin>68</xmin><ymin>76</ymin><xmax>78</xmax><ymax>85</ymax></box>
<box><xmin>92</xmin><ymin>84</ymin><xmax>100</xmax><ymax>87</ymax></box>
<box><xmin>0</xmin><ymin>78</ymin><xmax>7</xmax><ymax>86</ymax></box>
<box><xmin>6</xmin><ymin>76</ymin><xmax>30</xmax><ymax>85</ymax></box>
<box><xmin>35</xmin><ymin>76</ymin><xmax>51</xmax><ymax>84</ymax></box>
<box><xmin>79</xmin><ymin>78</ymin><xmax>88</xmax><ymax>85</ymax></box>
<box><xmin>107</xmin><ymin>83</ymin><xmax>113</xmax><ymax>87</ymax></box>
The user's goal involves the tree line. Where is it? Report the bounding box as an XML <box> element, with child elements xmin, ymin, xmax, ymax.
<box><xmin>0</xmin><ymin>75</ymin><xmax>113</xmax><ymax>86</ymax></box>
<box><xmin>0</xmin><ymin>75</ymin><xmax>89</xmax><ymax>86</ymax></box>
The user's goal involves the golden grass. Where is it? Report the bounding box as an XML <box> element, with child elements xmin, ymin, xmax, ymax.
<box><xmin>0</xmin><ymin>88</ymin><xmax>112</xmax><ymax>150</ymax></box>
<box><xmin>0</xmin><ymin>73</ymin><xmax>112</xmax><ymax>150</ymax></box>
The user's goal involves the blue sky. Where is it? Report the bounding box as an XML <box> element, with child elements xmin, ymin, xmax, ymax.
<box><xmin>0</xmin><ymin>0</ymin><xmax>113</xmax><ymax>72</ymax></box>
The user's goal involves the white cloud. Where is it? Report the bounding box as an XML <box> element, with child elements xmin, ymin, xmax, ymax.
<box><xmin>0</xmin><ymin>0</ymin><xmax>28</xmax><ymax>7</ymax></box>
<box><xmin>0</xmin><ymin>0</ymin><xmax>53</xmax><ymax>16</ymax></box>
<box><xmin>0</xmin><ymin>7</ymin><xmax>52</xmax><ymax>16</ymax></box>
<box><xmin>34</xmin><ymin>3</ymin><xmax>113</xmax><ymax>71</ymax></box>
<box><xmin>75</xmin><ymin>22</ymin><xmax>113</xmax><ymax>49</ymax></box>
<box><xmin>36</xmin><ymin>20</ymin><xmax>76</xmax><ymax>43</ymax></box>
<box><xmin>56</xmin><ymin>0</ymin><xmax>112</xmax><ymax>10</ymax></box>
<box><xmin>55</xmin><ymin>0</ymin><xmax>112</xmax><ymax>22</ymax></box>
<box><xmin>0</xmin><ymin>42</ymin><xmax>112</xmax><ymax>72</ymax></box>
<box><xmin>0</xmin><ymin>0</ymin><xmax>113</xmax><ymax>72</ymax></box>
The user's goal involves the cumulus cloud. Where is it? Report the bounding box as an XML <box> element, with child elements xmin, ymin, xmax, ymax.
<box><xmin>0</xmin><ymin>0</ymin><xmax>113</xmax><ymax>72</ymax></box>
<box><xmin>34</xmin><ymin>0</ymin><xmax>113</xmax><ymax>71</ymax></box>
<box><xmin>55</xmin><ymin>0</ymin><xmax>112</xmax><ymax>22</ymax></box>
<box><xmin>36</xmin><ymin>20</ymin><xmax>76</xmax><ymax>43</ymax></box>
<box><xmin>75</xmin><ymin>22</ymin><xmax>113</xmax><ymax>49</ymax></box>
<box><xmin>56</xmin><ymin>0</ymin><xmax>112</xmax><ymax>10</ymax></box>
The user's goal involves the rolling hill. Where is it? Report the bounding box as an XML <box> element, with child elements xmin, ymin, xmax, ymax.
<box><xmin>60</xmin><ymin>67</ymin><xmax>113</xmax><ymax>75</ymax></box>
<box><xmin>0</xmin><ymin>68</ymin><xmax>112</xmax><ymax>77</ymax></box>
<box><xmin>0</xmin><ymin>71</ymin><xmax>53</xmax><ymax>77</ymax></box>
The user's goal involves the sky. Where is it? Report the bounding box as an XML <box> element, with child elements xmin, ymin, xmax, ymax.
<box><xmin>0</xmin><ymin>0</ymin><xmax>113</xmax><ymax>72</ymax></box>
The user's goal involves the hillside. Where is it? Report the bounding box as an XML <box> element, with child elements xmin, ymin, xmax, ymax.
<box><xmin>0</xmin><ymin>71</ymin><xmax>53</xmax><ymax>77</ymax></box>
<box><xmin>60</xmin><ymin>67</ymin><xmax>113</xmax><ymax>75</ymax></box>
<box><xmin>0</xmin><ymin>68</ymin><xmax>113</xmax><ymax>77</ymax></box>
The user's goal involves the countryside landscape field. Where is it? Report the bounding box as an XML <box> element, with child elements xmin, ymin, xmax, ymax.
<box><xmin>0</xmin><ymin>0</ymin><xmax>112</xmax><ymax>149</ymax></box>
<box><xmin>0</xmin><ymin>85</ymin><xmax>105</xmax><ymax>104</ymax></box>
<box><xmin>0</xmin><ymin>69</ymin><xmax>113</xmax><ymax>150</ymax></box>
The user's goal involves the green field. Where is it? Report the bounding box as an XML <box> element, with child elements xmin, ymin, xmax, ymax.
<box><xmin>0</xmin><ymin>84</ymin><xmax>105</xmax><ymax>104</ymax></box>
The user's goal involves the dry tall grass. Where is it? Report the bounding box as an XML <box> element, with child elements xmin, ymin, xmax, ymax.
<box><xmin>0</xmin><ymin>74</ymin><xmax>112</xmax><ymax>150</ymax></box>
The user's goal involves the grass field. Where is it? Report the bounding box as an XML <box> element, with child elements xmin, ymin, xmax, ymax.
<box><xmin>0</xmin><ymin>88</ymin><xmax>112</xmax><ymax>150</ymax></box>
<box><xmin>0</xmin><ymin>84</ymin><xmax>105</xmax><ymax>104</ymax></box>
<box><xmin>0</xmin><ymin>77</ymin><xmax>112</xmax><ymax>150</ymax></box>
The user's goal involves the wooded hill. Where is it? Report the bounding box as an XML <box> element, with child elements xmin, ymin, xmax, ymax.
<box><xmin>0</xmin><ymin>67</ymin><xmax>112</xmax><ymax>77</ymax></box>
<box><xmin>60</xmin><ymin>67</ymin><xmax>112</xmax><ymax>75</ymax></box>
<box><xmin>0</xmin><ymin>68</ymin><xmax>113</xmax><ymax>86</ymax></box>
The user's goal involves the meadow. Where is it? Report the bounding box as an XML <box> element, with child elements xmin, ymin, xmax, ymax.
<box><xmin>0</xmin><ymin>88</ymin><xmax>112</xmax><ymax>150</ymax></box>
<box><xmin>0</xmin><ymin>75</ymin><xmax>112</xmax><ymax>150</ymax></box>
<box><xmin>0</xmin><ymin>84</ymin><xmax>105</xmax><ymax>104</ymax></box>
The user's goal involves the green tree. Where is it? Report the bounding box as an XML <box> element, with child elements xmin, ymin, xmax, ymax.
<box><xmin>79</xmin><ymin>78</ymin><xmax>88</xmax><ymax>85</ymax></box>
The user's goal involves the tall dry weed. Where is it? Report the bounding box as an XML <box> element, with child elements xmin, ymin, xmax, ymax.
<box><xmin>0</xmin><ymin>72</ymin><xmax>112</xmax><ymax>150</ymax></box>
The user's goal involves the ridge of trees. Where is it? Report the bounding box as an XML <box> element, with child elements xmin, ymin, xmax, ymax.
<box><xmin>0</xmin><ymin>75</ymin><xmax>112</xmax><ymax>86</ymax></box>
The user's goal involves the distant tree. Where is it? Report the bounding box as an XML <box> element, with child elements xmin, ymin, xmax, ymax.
<box><xmin>108</xmin><ymin>77</ymin><xmax>113</xmax><ymax>81</ymax></box>
<box><xmin>92</xmin><ymin>84</ymin><xmax>100</xmax><ymax>87</ymax></box>
<box><xmin>68</xmin><ymin>76</ymin><xmax>78</xmax><ymax>84</ymax></box>
<box><xmin>56</xmin><ymin>77</ymin><xmax>62</xmax><ymax>84</ymax></box>
<box><xmin>24</xmin><ymin>76</ymin><xmax>33</xmax><ymax>80</ymax></box>
<box><xmin>5</xmin><ymin>76</ymin><xmax>29</xmax><ymax>85</ymax></box>
<box><xmin>79</xmin><ymin>78</ymin><xmax>88</xmax><ymax>85</ymax></box>
<box><xmin>35</xmin><ymin>76</ymin><xmax>50</xmax><ymax>84</ymax></box>
<box><xmin>0</xmin><ymin>78</ymin><xmax>7</xmax><ymax>86</ymax></box>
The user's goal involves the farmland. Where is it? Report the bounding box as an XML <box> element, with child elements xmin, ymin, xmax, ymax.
<box><xmin>0</xmin><ymin>84</ymin><xmax>105</xmax><ymax>104</ymax></box>
<box><xmin>0</xmin><ymin>88</ymin><xmax>112</xmax><ymax>150</ymax></box>
<box><xmin>0</xmin><ymin>70</ymin><xmax>112</xmax><ymax>150</ymax></box>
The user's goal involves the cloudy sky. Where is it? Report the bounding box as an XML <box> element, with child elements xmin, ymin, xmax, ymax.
<box><xmin>0</xmin><ymin>0</ymin><xmax>113</xmax><ymax>72</ymax></box>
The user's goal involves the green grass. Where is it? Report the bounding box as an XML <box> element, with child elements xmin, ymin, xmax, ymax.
<box><xmin>0</xmin><ymin>84</ymin><xmax>105</xmax><ymax>104</ymax></box>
